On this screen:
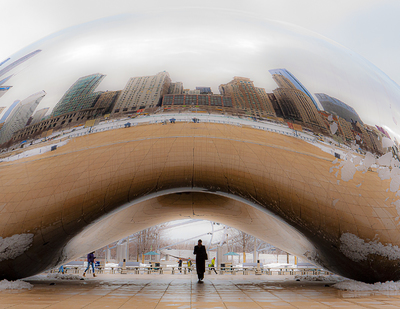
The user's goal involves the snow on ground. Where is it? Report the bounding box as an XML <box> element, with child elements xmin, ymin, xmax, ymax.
<box><xmin>0</xmin><ymin>279</ymin><xmax>33</xmax><ymax>290</ymax></box>
<box><xmin>46</xmin><ymin>273</ymin><xmax>82</xmax><ymax>280</ymax></box>
<box><xmin>294</xmin><ymin>275</ymin><xmax>343</xmax><ymax>282</ymax></box>
<box><xmin>333</xmin><ymin>280</ymin><xmax>400</xmax><ymax>291</ymax></box>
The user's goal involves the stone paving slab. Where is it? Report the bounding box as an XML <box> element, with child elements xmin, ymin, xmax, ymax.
<box><xmin>0</xmin><ymin>274</ymin><xmax>399</xmax><ymax>308</ymax></box>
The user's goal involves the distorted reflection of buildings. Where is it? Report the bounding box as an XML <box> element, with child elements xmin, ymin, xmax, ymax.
<box><xmin>112</xmin><ymin>71</ymin><xmax>171</xmax><ymax>114</ymax></box>
<box><xmin>26</xmin><ymin>107</ymin><xmax>49</xmax><ymax>126</ymax></box>
<box><xmin>162</xmin><ymin>94</ymin><xmax>232</xmax><ymax>108</ymax></box>
<box><xmin>269</xmin><ymin>68</ymin><xmax>320</xmax><ymax>110</ymax></box>
<box><xmin>0</xmin><ymin>91</ymin><xmax>46</xmax><ymax>144</ymax></box>
<box><xmin>270</xmin><ymin>74</ymin><xmax>327</xmax><ymax>134</ymax></box>
<box><xmin>11</xmin><ymin>90</ymin><xmax>121</xmax><ymax>143</ymax></box>
<box><xmin>51</xmin><ymin>73</ymin><xmax>106</xmax><ymax>117</ymax></box>
<box><xmin>0</xmin><ymin>100</ymin><xmax>20</xmax><ymax>124</ymax></box>
<box><xmin>196</xmin><ymin>87</ymin><xmax>213</xmax><ymax>94</ymax></box>
<box><xmin>219</xmin><ymin>76</ymin><xmax>276</xmax><ymax>118</ymax></box>
<box><xmin>5</xmin><ymin>68</ymin><xmax>392</xmax><ymax>156</ymax></box>
<box><xmin>168</xmin><ymin>82</ymin><xmax>183</xmax><ymax>94</ymax></box>
<box><xmin>315</xmin><ymin>93</ymin><xmax>362</xmax><ymax>124</ymax></box>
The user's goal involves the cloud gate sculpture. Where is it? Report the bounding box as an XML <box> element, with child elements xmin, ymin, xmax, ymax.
<box><xmin>1</xmin><ymin>9</ymin><xmax>400</xmax><ymax>283</ymax></box>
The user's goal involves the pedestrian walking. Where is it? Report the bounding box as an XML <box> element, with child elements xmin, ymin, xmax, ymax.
<box><xmin>193</xmin><ymin>239</ymin><xmax>208</xmax><ymax>282</ymax></box>
<box><xmin>210</xmin><ymin>257</ymin><xmax>217</xmax><ymax>274</ymax></box>
<box><xmin>83</xmin><ymin>251</ymin><xmax>96</xmax><ymax>277</ymax></box>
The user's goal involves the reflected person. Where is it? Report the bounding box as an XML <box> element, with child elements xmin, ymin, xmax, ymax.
<box><xmin>193</xmin><ymin>239</ymin><xmax>208</xmax><ymax>282</ymax></box>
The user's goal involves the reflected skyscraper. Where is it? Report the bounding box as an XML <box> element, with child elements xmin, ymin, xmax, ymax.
<box><xmin>272</xmin><ymin>75</ymin><xmax>327</xmax><ymax>132</ymax></box>
<box><xmin>112</xmin><ymin>71</ymin><xmax>171</xmax><ymax>114</ymax></box>
<box><xmin>0</xmin><ymin>99</ymin><xmax>19</xmax><ymax>123</ymax></box>
<box><xmin>269</xmin><ymin>68</ymin><xmax>319</xmax><ymax>110</ymax></box>
<box><xmin>168</xmin><ymin>82</ymin><xmax>183</xmax><ymax>94</ymax></box>
<box><xmin>0</xmin><ymin>91</ymin><xmax>46</xmax><ymax>144</ymax></box>
<box><xmin>52</xmin><ymin>73</ymin><xmax>105</xmax><ymax>117</ymax></box>
<box><xmin>316</xmin><ymin>93</ymin><xmax>362</xmax><ymax>124</ymax></box>
<box><xmin>28</xmin><ymin>107</ymin><xmax>49</xmax><ymax>126</ymax></box>
<box><xmin>219</xmin><ymin>77</ymin><xmax>276</xmax><ymax>117</ymax></box>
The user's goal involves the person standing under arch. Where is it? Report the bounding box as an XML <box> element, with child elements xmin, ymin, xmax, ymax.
<box><xmin>193</xmin><ymin>239</ymin><xmax>208</xmax><ymax>282</ymax></box>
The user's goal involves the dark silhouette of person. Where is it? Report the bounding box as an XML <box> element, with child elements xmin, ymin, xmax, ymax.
<box><xmin>178</xmin><ymin>258</ymin><xmax>182</xmax><ymax>273</ymax></box>
<box><xmin>193</xmin><ymin>239</ymin><xmax>208</xmax><ymax>282</ymax></box>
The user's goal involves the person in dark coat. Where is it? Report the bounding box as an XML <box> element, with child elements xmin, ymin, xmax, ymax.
<box><xmin>83</xmin><ymin>251</ymin><xmax>96</xmax><ymax>277</ymax></box>
<box><xmin>178</xmin><ymin>258</ymin><xmax>182</xmax><ymax>273</ymax></box>
<box><xmin>193</xmin><ymin>239</ymin><xmax>208</xmax><ymax>282</ymax></box>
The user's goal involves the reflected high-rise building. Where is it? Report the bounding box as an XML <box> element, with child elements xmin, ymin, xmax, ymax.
<box><xmin>52</xmin><ymin>73</ymin><xmax>105</xmax><ymax>117</ymax></box>
<box><xmin>168</xmin><ymin>82</ymin><xmax>183</xmax><ymax>94</ymax></box>
<box><xmin>27</xmin><ymin>107</ymin><xmax>49</xmax><ymax>126</ymax></box>
<box><xmin>93</xmin><ymin>90</ymin><xmax>121</xmax><ymax>114</ymax></box>
<box><xmin>112</xmin><ymin>71</ymin><xmax>171</xmax><ymax>114</ymax></box>
<box><xmin>269</xmin><ymin>68</ymin><xmax>319</xmax><ymax>110</ymax></box>
<box><xmin>219</xmin><ymin>77</ymin><xmax>276</xmax><ymax>117</ymax></box>
<box><xmin>0</xmin><ymin>100</ymin><xmax>20</xmax><ymax>123</ymax></box>
<box><xmin>0</xmin><ymin>50</ymin><xmax>41</xmax><ymax>78</ymax></box>
<box><xmin>196</xmin><ymin>87</ymin><xmax>213</xmax><ymax>94</ymax></box>
<box><xmin>272</xmin><ymin>75</ymin><xmax>326</xmax><ymax>132</ymax></box>
<box><xmin>315</xmin><ymin>93</ymin><xmax>362</xmax><ymax>124</ymax></box>
<box><xmin>0</xmin><ymin>91</ymin><xmax>46</xmax><ymax>145</ymax></box>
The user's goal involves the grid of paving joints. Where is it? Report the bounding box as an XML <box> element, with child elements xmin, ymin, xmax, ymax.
<box><xmin>2</xmin><ymin>275</ymin><xmax>400</xmax><ymax>308</ymax></box>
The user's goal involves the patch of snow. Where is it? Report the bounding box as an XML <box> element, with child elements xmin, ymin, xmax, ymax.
<box><xmin>340</xmin><ymin>161</ymin><xmax>356</xmax><ymax>181</ymax></box>
<box><xmin>340</xmin><ymin>233</ymin><xmax>400</xmax><ymax>262</ymax></box>
<box><xmin>46</xmin><ymin>273</ymin><xmax>82</xmax><ymax>280</ymax></box>
<box><xmin>378</xmin><ymin>167</ymin><xmax>391</xmax><ymax>181</ymax></box>
<box><xmin>333</xmin><ymin>280</ymin><xmax>400</xmax><ymax>291</ymax></box>
<box><xmin>295</xmin><ymin>275</ymin><xmax>343</xmax><ymax>282</ymax></box>
<box><xmin>363</xmin><ymin>153</ymin><xmax>375</xmax><ymax>169</ymax></box>
<box><xmin>390</xmin><ymin>176</ymin><xmax>400</xmax><ymax>192</ymax></box>
<box><xmin>333</xmin><ymin>199</ymin><xmax>339</xmax><ymax>206</ymax></box>
<box><xmin>378</xmin><ymin>153</ymin><xmax>392</xmax><ymax>166</ymax></box>
<box><xmin>382</xmin><ymin>137</ymin><xmax>394</xmax><ymax>148</ymax></box>
<box><xmin>0</xmin><ymin>279</ymin><xmax>33</xmax><ymax>290</ymax></box>
<box><xmin>0</xmin><ymin>234</ymin><xmax>34</xmax><ymax>262</ymax></box>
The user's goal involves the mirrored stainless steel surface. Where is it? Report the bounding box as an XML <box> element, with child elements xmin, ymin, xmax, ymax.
<box><xmin>0</xmin><ymin>9</ymin><xmax>400</xmax><ymax>282</ymax></box>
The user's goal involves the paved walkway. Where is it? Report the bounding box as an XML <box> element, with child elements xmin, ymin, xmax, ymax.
<box><xmin>2</xmin><ymin>274</ymin><xmax>400</xmax><ymax>308</ymax></box>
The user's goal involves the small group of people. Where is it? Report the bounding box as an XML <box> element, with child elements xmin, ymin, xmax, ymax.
<box><xmin>71</xmin><ymin>240</ymin><xmax>213</xmax><ymax>282</ymax></box>
<box><xmin>177</xmin><ymin>257</ymin><xmax>192</xmax><ymax>273</ymax></box>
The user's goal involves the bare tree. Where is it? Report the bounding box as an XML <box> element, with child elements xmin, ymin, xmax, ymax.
<box><xmin>229</xmin><ymin>230</ymin><xmax>254</xmax><ymax>263</ymax></box>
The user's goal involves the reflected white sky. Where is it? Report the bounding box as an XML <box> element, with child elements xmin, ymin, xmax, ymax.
<box><xmin>1</xmin><ymin>9</ymin><xmax>400</xmax><ymax>139</ymax></box>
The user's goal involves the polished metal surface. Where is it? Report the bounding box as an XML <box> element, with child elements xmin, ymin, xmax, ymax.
<box><xmin>1</xmin><ymin>9</ymin><xmax>400</xmax><ymax>282</ymax></box>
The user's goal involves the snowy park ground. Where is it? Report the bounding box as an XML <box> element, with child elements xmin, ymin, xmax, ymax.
<box><xmin>2</xmin><ymin>274</ymin><xmax>400</xmax><ymax>308</ymax></box>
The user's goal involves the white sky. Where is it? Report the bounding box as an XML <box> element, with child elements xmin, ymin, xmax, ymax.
<box><xmin>1</xmin><ymin>0</ymin><xmax>399</xmax><ymax>86</ymax></box>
